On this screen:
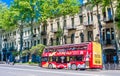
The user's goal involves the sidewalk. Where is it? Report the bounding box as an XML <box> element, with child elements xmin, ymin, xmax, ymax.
<box><xmin>15</xmin><ymin>62</ymin><xmax>39</xmax><ymax>66</ymax></box>
<box><xmin>0</xmin><ymin>61</ymin><xmax>6</xmax><ymax>64</ymax></box>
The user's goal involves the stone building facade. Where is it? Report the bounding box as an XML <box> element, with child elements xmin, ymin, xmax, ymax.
<box><xmin>0</xmin><ymin>0</ymin><xmax>119</xmax><ymax>51</ymax></box>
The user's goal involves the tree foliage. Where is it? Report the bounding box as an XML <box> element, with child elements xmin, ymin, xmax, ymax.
<box><xmin>30</xmin><ymin>44</ymin><xmax>45</xmax><ymax>56</ymax></box>
<box><xmin>116</xmin><ymin>0</ymin><xmax>120</xmax><ymax>28</ymax></box>
<box><xmin>0</xmin><ymin>3</ymin><xmax>16</xmax><ymax>31</ymax></box>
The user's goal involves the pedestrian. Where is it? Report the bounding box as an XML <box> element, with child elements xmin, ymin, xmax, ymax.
<box><xmin>12</xmin><ymin>56</ymin><xmax>16</xmax><ymax>65</ymax></box>
<box><xmin>103</xmin><ymin>54</ymin><xmax>107</xmax><ymax>70</ymax></box>
<box><xmin>113</xmin><ymin>54</ymin><xmax>117</xmax><ymax>70</ymax></box>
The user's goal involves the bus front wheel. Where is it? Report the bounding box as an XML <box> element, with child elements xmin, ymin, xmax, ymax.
<box><xmin>71</xmin><ymin>64</ymin><xmax>77</xmax><ymax>70</ymax></box>
<box><xmin>48</xmin><ymin>64</ymin><xmax>53</xmax><ymax>69</ymax></box>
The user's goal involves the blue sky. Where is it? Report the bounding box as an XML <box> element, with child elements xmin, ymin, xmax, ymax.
<box><xmin>1</xmin><ymin>0</ymin><xmax>13</xmax><ymax>7</ymax></box>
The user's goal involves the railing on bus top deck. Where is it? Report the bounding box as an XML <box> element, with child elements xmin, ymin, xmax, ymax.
<box><xmin>43</xmin><ymin>45</ymin><xmax>88</xmax><ymax>53</ymax></box>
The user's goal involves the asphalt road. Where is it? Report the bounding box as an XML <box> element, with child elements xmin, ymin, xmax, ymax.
<box><xmin>0</xmin><ymin>64</ymin><xmax>120</xmax><ymax>76</ymax></box>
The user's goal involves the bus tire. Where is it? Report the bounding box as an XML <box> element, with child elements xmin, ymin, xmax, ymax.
<box><xmin>71</xmin><ymin>64</ymin><xmax>77</xmax><ymax>70</ymax></box>
<box><xmin>48</xmin><ymin>64</ymin><xmax>53</xmax><ymax>69</ymax></box>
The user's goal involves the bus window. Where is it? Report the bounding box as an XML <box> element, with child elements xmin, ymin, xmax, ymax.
<box><xmin>72</xmin><ymin>47</ymin><xmax>76</xmax><ymax>50</ymax></box>
<box><xmin>48</xmin><ymin>56</ymin><xmax>52</xmax><ymax>62</ymax></box>
<box><xmin>44</xmin><ymin>49</ymin><xmax>48</xmax><ymax>52</ymax></box>
<box><xmin>70</xmin><ymin>56</ymin><xmax>76</xmax><ymax>61</ymax></box>
<box><xmin>42</xmin><ymin>57</ymin><xmax>48</xmax><ymax>62</ymax></box>
<box><xmin>57</xmin><ymin>56</ymin><xmax>67</xmax><ymax>63</ymax></box>
<box><xmin>57</xmin><ymin>49</ymin><xmax>66</xmax><ymax>52</ymax></box>
<box><xmin>52</xmin><ymin>56</ymin><xmax>56</xmax><ymax>62</ymax></box>
<box><xmin>76</xmin><ymin>55</ymin><xmax>83</xmax><ymax>61</ymax></box>
<box><xmin>49</xmin><ymin>49</ymin><xmax>54</xmax><ymax>52</ymax></box>
<box><xmin>67</xmin><ymin>56</ymin><xmax>70</xmax><ymax>62</ymax></box>
<box><xmin>77</xmin><ymin>46</ymin><xmax>87</xmax><ymax>50</ymax></box>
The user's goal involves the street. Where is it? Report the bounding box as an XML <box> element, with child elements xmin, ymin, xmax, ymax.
<box><xmin>0</xmin><ymin>64</ymin><xmax>120</xmax><ymax>76</ymax></box>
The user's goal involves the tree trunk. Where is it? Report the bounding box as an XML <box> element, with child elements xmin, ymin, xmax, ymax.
<box><xmin>20</xmin><ymin>21</ymin><xmax>23</xmax><ymax>61</ymax></box>
<box><xmin>30</xmin><ymin>18</ymin><xmax>34</xmax><ymax>47</ymax></box>
<box><xmin>96</xmin><ymin>4</ymin><xmax>103</xmax><ymax>45</ymax></box>
<box><xmin>110</xmin><ymin>0</ymin><xmax>119</xmax><ymax>51</ymax></box>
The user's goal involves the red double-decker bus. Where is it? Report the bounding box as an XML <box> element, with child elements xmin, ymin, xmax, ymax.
<box><xmin>41</xmin><ymin>42</ymin><xmax>102</xmax><ymax>70</ymax></box>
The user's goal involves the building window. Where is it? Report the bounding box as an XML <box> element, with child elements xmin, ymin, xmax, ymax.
<box><xmin>103</xmin><ymin>11</ymin><xmax>106</xmax><ymax>19</ymax></box>
<box><xmin>87</xmin><ymin>13</ymin><xmax>90</xmax><ymax>24</ymax></box>
<box><xmin>25</xmin><ymin>42</ymin><xmax>26</xmax><ymax>47</ymax></box>
<box><xmin>90</xmin><ymin>12</ymin><xmax>93</xmax><ymax>21</ymax></box>
<box><xmin>34</xmin><ymin>28</ymin><xmax>36</xmax><ymax>34</ymax></box>
<box><xmin>88</xmin><ymin>31</ymin><xmax>93</xmax><ymax>41</ymax></box>
<box><xmin>102</xmin><ymin>29</ymin><xmax>105</xmax><ymax>41</ymax></box>
<box><xmin>12</xmin><ymin>42</ymin><xmax>14</xmax><ymax>47</ymax></box>
<box><xmin>51</xmin><ymin>23</ymin><xmax>53</xmax><ymax>31</ymax></box>
<box><xmin>79</xmin><ymin>15</ymin><xmax>83</xmax><ymax>24</ymax></box>
<box><xmin>80</xmin><ymin>32</ymin><xmax>84</xmax><ymax>42</ymax></box>
<box><xmin>43</xmin><ymin>38</ymin><xmax>47</xmax><ymax>45</ymax></box>
<box><xmin>71</xmin><ymin>33</ymin><xmax>74</xmax><ymax>43</ymax></box>
<box><xmin>42</xmin><ymin>25</ymin><xmax>47</xmax><ymax>31</ymax></box>
<box><xmin>38</xmin><ymin>27</ymin><xmax>40</xmax><ymax>33</ymax></box>
<box><xmin>71</xmin><ymin>18</ymin><xmax>74</xmax><ymax>27</ymax></box>
<box><xmin>111</xmin><ymin>28</ymin><xmax>114</xmax><ymax>40</ymax></box>
<box><xmin>51</xmin><ymin>38</ymin><xmax>53</xmax><ymax>46</ymax></box>
<box><xmin>64</xmin><ymin>20</ymin><xmax>66</xmax><ymax>28</ymax></box>
<box><xmin>38</xmin><ymin>40</ymin><xmax>40</xmax><ymax>44</ymax></box>
<box><xmin>10</xmin><ymin>33</ymin><xmax>11</xmax><ymax>36</ymax></box>
<box><xmin>64</xmin><ymin>35</ymin><xmax>67</xmax><ymax>44</ymax></box>
<box><xmin>57</xmin><ymin>22</ymin><xmax>60</xmax><ymax>30</ymax></box>
<box><xmin>34</xmin><ymin>40</ymin><xmax>36</xmax><ymax>46</ymax></box>
<box><xmin>28</xmin><ymin>42</ymin><xmax>29</xmax><ymax>48</ymax></box>
<box><xmin>13</xmin><ymin>31</ymin><xmax>16</xmax><ymax>36</ymax></box>
<box><xmin>107</xmin><ymin>8</ymin><xmax>112</xmax><ymax>20</ymax></box>
<box><xmin>56</xmin><ymin>37</ymin><xmax>59</xmax><ymax>45</ymax></box>
<box><xmin>106</xmin><ymin>29</ymin><xmax>111</xmax><ymax>44</ymax></box>
<box><xmin>25</xmin><ymin>31</ymin><xmax>27</xmax><ymax>36</ymax></box>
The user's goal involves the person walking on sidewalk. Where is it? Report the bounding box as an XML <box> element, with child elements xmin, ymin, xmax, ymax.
<box><xmin>113</xmin><ymin>54</ymin><xmax>118</xmax><ymax>70</ymax></box>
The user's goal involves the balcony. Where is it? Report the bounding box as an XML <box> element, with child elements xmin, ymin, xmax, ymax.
<box><xmin>103</xmin><ymin>17</ymin><xmax>113</xmax><ymax>23</ymax></box>
<box><xmin>65</xmin><ymin>25</ymin><xmax>77</xmax><ymax>30</ymax></box>
<box><xmin>83</xmin><ymin>21</ymin><xmax>94</xmax><ymax>26</ymax></box>
<box><xmin>3</xmin><ymin>38</ymin><xmax>7</xmax><ymax>41</ymax></box>
<box><xmin>51</xmin><ymin>29</ymin><xmax>58</xmax><ymax>33</ymax></box>
<box><xmin>32</xmin><ymin>34</ymin><xmax>37</xmax><ymax>37</ymax></box>
<box><xmin>41</xmin><ymin>31</ymin><xmax>47</xmax><ymax>35</ymax></box>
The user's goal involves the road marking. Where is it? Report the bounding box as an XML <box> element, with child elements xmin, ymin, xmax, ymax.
<box><xmin>0</xmin><ymin>66</ymin><xmax>104</xmax><ymax>76</ymax></box>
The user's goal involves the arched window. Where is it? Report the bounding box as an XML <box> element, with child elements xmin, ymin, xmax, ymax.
<box><xmin>71</xmin><ymin>33</ymin><xmax>74</xmax><ymax>44</ymax></box>
<box><xmin>80</xmin><ymin>32</ymin><xmax>84</xmax><ymax>42</ymax></box>
<box><xmin>51</xmin><ymin>38</ymin><xmax>53</xmax><ymax>45</ymax></box>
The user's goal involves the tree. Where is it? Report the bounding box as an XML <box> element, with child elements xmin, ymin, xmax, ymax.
<box><xmin>90</xmin><ymin>0</ymin><xmax>103</xmax><ymax>45</ymax></box>
<box><xmin>10</xmin><ymin>0</ymin><xmax>32</xmax><ymax>59</ymax></box>
<box><xmin>0</xmin><ymin>3</ymin><xmax>16</xmax><ymax>31</ymax></box>
<box><xmin>116</xmin><ymin>0</ymin><xmax>120</xmax><ymax>28</ymax></box>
